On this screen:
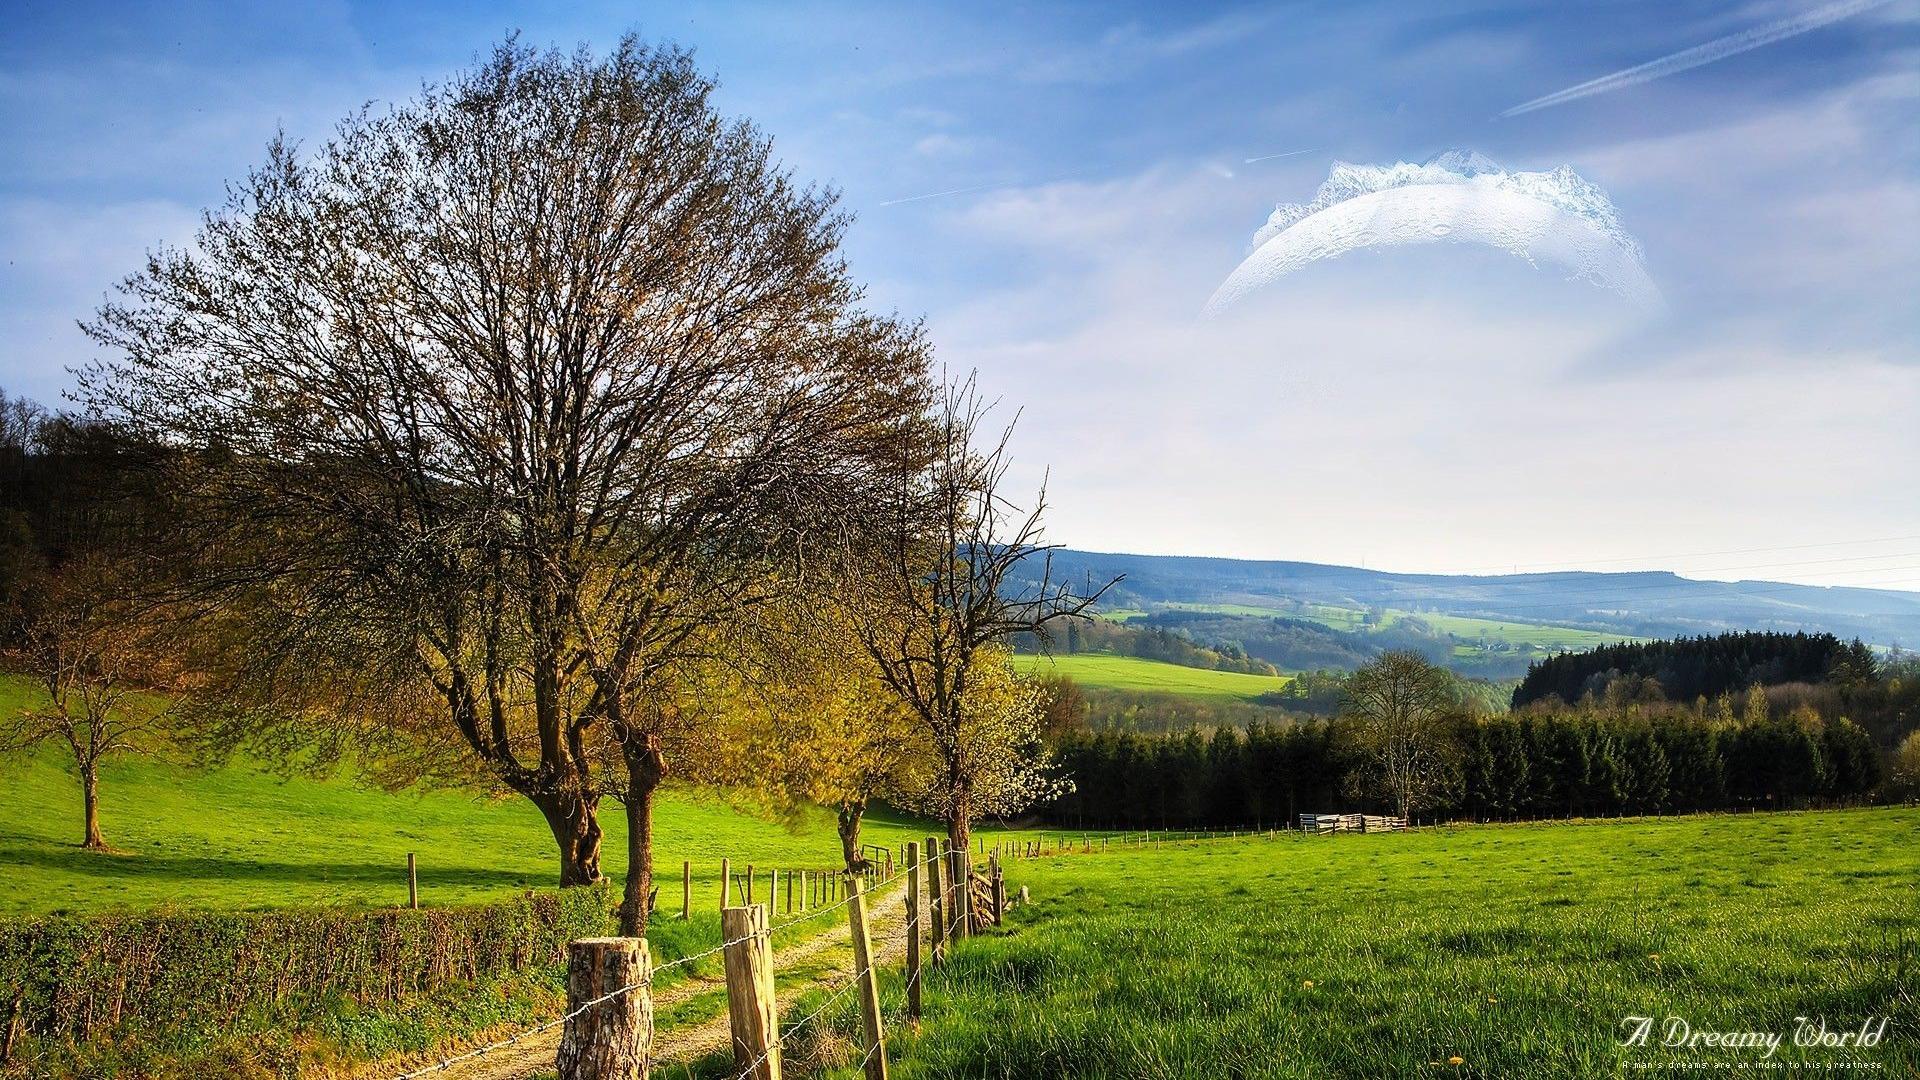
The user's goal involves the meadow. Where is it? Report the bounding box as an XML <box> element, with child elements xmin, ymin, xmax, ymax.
<box><xmin>0</xmin><ymin>677</ymin><xmax>1064</xmax><ymax>918</ymax></box>
<box><xmin>1009</xmin><ymin>652</ymin><xmax>1293</xmax><ymax>700</ymax></box>
<box><xmin>9</xmin><ymin>664</ymin><xmax>1918</xmax><ymax>1079</ymax></box>
<box><xmin>796</xmin><ymin>809</ymin><xmax>1920</xmax><ymax>1079</ymax></box>
<box><xmin>1169</xmin><ymin>599</ymin><xmax>1641</xmax><ymax>653</ymax></box>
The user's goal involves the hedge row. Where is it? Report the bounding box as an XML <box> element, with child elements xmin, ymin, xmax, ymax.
<box><xmin>0</xmin><ymin>887</ymin><xmax>613</xmax><ymax>1059</ymax></box>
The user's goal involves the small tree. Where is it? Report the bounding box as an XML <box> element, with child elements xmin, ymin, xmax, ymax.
<box><xmin>1888</xmin><ymin>730</ymin><xmax>1920</xmax><ymax>802</ymax></box>
<box><xmin>771</xmin><ymin>665</ymin><xmax>927</xmax><ymax>874</ymax></box>
<box><xmin>889</xmin><ymin>648</ymin><xmax>1069</xmax><ymax>826</ymax></box>
<box><xmin>685</xmin><ymin>599</ymin><xmax>932</xmax><ymax>877</ymax></box>
<box><xmin>846</xmin><ymin>378</ymin><xmax>1112</xmax><ymax>890</ymax></box>
<box><xmin>1339</xmin><ymin>651</ymin><xmax>1460</xmax><ymax>819</ymax></box>
<box><xmin>2</xmin><ymin>558</ymin><xmax>179</xmax><ymax>849</ymax></box>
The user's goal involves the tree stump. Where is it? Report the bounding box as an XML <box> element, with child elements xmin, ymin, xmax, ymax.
<box><xmin>556</xmin><ymin>937</ymin><xmax>652</xmax><ymax>1080</ymax></box>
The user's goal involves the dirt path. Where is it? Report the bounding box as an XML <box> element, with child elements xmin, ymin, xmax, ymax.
<box><xmin>363</xmin><ymin>880</ymin><xmax>915</xmax><ymax>1080</ymax></box>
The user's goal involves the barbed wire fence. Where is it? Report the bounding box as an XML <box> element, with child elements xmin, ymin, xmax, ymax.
<box><xmin>388</xmin><ymin>827</ymin><xmax>1298</xmax><ymax>1080</ymax></box>
<box><xmin>383</xmin><ymin>838</ymin><xmax>961</xmax><ymax>1079</ymax></box>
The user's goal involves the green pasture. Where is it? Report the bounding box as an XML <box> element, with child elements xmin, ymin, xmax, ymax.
<box><xmin>807</xmin><ymin>808</ymin><xmax>1920</xmax><ymax>1079</ymax></box>
<box><xmin>0</xmin><ymin>676</ymin><xmax>1075</xmax><ymax>918</ymax></box>
<box><xmin>1009</xmin><ymin>652</ymin><xmax>1293</xmax><ymax>701</ymax></box>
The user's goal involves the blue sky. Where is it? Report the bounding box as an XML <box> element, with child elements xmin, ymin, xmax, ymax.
<box><xmin>3</xmin><ymin>1</ymin><xmax>1917</xmax><ymax>584</ymax></box>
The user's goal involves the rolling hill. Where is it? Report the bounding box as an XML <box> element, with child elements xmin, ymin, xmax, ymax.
<box><xmin>1022</xmin><ymin>549</ymin><xmax>1920</xmax><ymax>648</ymax></box>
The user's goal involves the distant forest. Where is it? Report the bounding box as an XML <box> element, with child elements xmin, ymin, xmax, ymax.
<box><xmin>1042</xmin><ymin>698</ymin><xmax>1884</xmax><ymax>829</ymax></box>
<box><xmin>1034</xmin><ymin>628</ymin><xmax>1918</xmax><ymax>827</ymax></box>
<box><xmin>1512</xmin><ymin>631</ymin><xmax>1879</xmax><ymax>708</ymax></box>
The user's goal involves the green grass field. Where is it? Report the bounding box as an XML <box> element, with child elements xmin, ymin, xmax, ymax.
<box><xmin>804</xmin><ymin>809</ymin><xmax>1919</xmax><ymax>1079</ymax></box>
<box><xmin>0</xmin><ymin>676</ymin><xmax>1073</xmax><ymax>918</ymax></box>
<box><xmin>10</xmin><ymin>666</ymin><xmax>1917</xmax><ymax>1079</ymax></box>
<box><xmin>1385</xmin><ymin>609</ymin><xmax>1643</xmax><ymax>650</ymax></box>
<box><xmin>1009</xmin><ymin>652</ymin><xmax>1293</xmax><ymax>700</ymax></box>
<box><xmin>1129</xmin><ymin>601</ymin><xmax>1638</xmax><ymax>663</ymax></box>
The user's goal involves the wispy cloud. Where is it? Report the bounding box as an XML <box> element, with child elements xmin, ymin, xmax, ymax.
<box><xmin>877</xmin><ymin>147</ymin><xmax>1311</xmax><ymax>209</ymax></box>
<box><xmin>1243</xmin><ymin>147</ymin><xmax>1318</xmax><ymax>165</ymax></box>
<box><xmin>1501</xmin><ymin>0</ymin><xmax>1892</xmax><ymax>117</ymax></box>
<box><xmin>875</xmin><ymin>182</ymin><xmax>1004</xmax><ymax>207</ymax></box>
<box><xmin>1016</xmin><ymin>7</ymin><xmax>1282</xmax><ymax>84</ymax></box>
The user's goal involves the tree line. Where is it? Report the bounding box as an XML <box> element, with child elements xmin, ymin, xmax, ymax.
<box><xmin>1511</xmin><ymin>630</ymin><xmax>1877</xmax><ymax>708</ymax></box>
<box><xmin>1040</xmin><ymin>654</ymin><xmax>1892</xmax><ymax>829</ymax></box>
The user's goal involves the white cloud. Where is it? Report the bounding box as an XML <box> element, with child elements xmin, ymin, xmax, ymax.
<box><xmin>915</xmin><ymin>147</ymin><xmax>1920</xmax><ymax>579</ymax></box>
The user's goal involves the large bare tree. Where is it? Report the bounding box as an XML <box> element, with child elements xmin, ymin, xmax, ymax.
<box><xmin>848</xmin><ymin>378</ymin><xmax>1112</xmax><ymax>918</ymax></box>
<box><xmin>82</xmin><ymin>37</ymin><xmax>928</xmax><ymax>892</ymax></box>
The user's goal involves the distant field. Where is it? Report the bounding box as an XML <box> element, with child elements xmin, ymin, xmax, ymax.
<box><xmin>1383</xmin><ymin>609</ymin><xmax>1642</xmax><ymax>650</ymax></box>
<box><xmin>1164</xmin><ymin>600</ymin><xmax>1640</xmax><ymax>654</ymax></box>
<box><xmin>823</xmin><ymin>809</ymin><xmax>1920</xmax><ymax>1078</ymax></box>
<box><xmin>1158</xmin><ymin>600</ymin><xmax>1300</xmax><ymax>618</ymax></box>
<box><xmin>1010</xmin><ymin>652</ymin><xmax>1292</xmax><ymax>700</ymax></box>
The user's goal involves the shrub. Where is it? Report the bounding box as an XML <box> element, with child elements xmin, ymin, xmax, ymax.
<box><xmin>0</xmin><ymin>887</ymin><xmax>613</xmax><ymax>1076</ymax></box>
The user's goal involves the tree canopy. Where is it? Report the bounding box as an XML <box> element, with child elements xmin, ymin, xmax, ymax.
<box><xmin>80</xmin><ymin>37</ymin><xmax>931</xmax><ymax>902</ymax></box>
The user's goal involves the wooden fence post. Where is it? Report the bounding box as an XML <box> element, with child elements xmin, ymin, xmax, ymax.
<box><xmin>845</xmin><ymin>874</ymin><xmax>889</xmax><ymax>1080</ymax></box>
<box><xmin>721</xmin><ymin>904</ymin><xmax>780</xmax><ymax>1080</ymax></box>
<box><xmin>407</xmin><ymin>852</ymin><xmax>418</xmax><ymax>910</ymax></box>
<box><xmin>784</xmin><ymin>869</ymin><xmax>793</xmax><ymax>914</ymax></box>
<box><xmin>745</xmin><ymin>865</ymin><xmax>754</xmax><ymax>906</ymax></box>
<box><xmin>556</xmin><ymin>937</ymin><xmax>652</xmax><ymax>1080</ymax></box>
<box><xmin>926</xmin><ymin>836</ymin><xmax>946</xmax><ymax>966</ymax></box>
<box><xmin>682</xmin><ymin>861</ymin><xmax>691</xmax><ymax>920</ymax></box>
<box><xmin>720</xmin><ymin>858</ymin><xmax>731</xmax><ymax>912</ymax></box>
<box><xmin>904</xmin><ymin>841</ymin><xmax>922</xmax><ymax>1020</ymax></box>
<box><xmin>989</xmin><ymin>853</ymin><xmax>1004</xmax><ymax>926</ymax></box>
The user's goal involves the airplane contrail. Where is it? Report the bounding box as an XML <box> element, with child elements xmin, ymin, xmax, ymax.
<box><xmin>876</xmin><ymin>183</ymin><xmax>999</xmax><ymax>207</ymax></box>
<box><xmin>1501</xmin><ymin>0</ymin><xmax>1892</xmax><ymax>118</ymax></box>
<box><xmin>1243</xmin><ymin>147</ymin><xmax>1318</xmax><ymax>164</ymax></box>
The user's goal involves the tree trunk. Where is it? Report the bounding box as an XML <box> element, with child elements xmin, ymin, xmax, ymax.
<box><xmin>619</xmin><ymin>736</ymin><xmax>667</xmax><ymax>936</ymax></box>
<box><xmin>946</xmin><ymin>783</ymin><xmax>973</xmax><ymax>929</ymax></box>
<box><xmin>447</xmin><ymin>674</ymin><xmax>604</xmax><ymax>888</ymax></box>
<box><xmin>837</xmin><ymin>800</ymin><xmax>868</xmax><ymax>872</ymax></box>
<box><xmin>80</xmin><ymin>764</ymin><xmax>105</xmax><ymax>850</ymax></box>
<box><xmin>534</xmin><ymin>787</ymin><xmax>604</xmax><ymax>887</ymax></box>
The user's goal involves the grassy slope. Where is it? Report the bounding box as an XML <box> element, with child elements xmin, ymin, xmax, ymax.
<box><xmin>1388</xmin><ymin>610</ymin><xmax>1642</xmax><ymax>650</ymax></box>
<box><xmin>1172</xmin><ymin>599</ymin><xmax>1639</xmax><ymax>653</ymax></box>
<box><xmin>0</xmin><ymin>676</ymin><xmax>1062</xmax><ymax>918</ymax></box>
<box><xmin>807</xmin><ymin>809</ymin><xmax>1919</xmax><ymax>1079</ymax></box>
<box><xmin>1009</xmin><ymin>652</ymin><xmax>1292</xmax><ymax>701</ymax></box>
